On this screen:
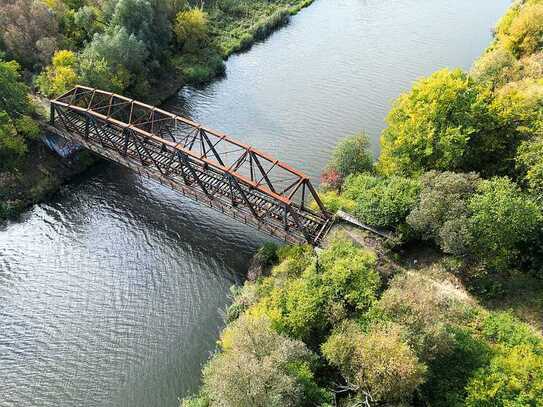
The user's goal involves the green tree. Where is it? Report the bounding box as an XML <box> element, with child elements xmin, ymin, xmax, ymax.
<box><xmin>328</xmin><ymin>132</ymin><xmax>373</xmax><ymax>178</ymax></box>
<box><xmin>249</xmin><ymin>238</ymin><xmax>379</xmax><ymax>343</ymax></box>
<box><xmin>470</xmin><ymin>47</ymin><xmax>519</xmax><ymax>89</ymax></box>
<box><xmin>465</xmin><ymin>345</ymin><xmax>543</xmax><ymax>406</ymax></box>
<box><xmin>407</xmin><ymin>171</ymin><xmax>480</xmax><ymax>255</ymax></box>
<box><xmin>191</xmin><ymin>314</ymin><xmax>329</xmax><ymax>407</ymax></box>
<box><xmin>174</xmin><ymin>8</ymin><xmax>209</xmax><ymax>52</ymax></box>
<box><xmin>468</xmin><ymin>177</ymin><xmax>541</xmax><ymax>273</ymax></box>
<box><xmin>498</xmin><ymin>3</ymin><xmax>543</xmax><ymax>57</ymax></box>
<box><xmin>322</xmin><ymin>321</ymin><xmax>427</xmax><ymax>405</ymax></box>
<box><xmin>35</xmin><ymin>50</ymin><xmax>78</xmax><ymax>97</ymax></box>
<box><xmin>0</xmin><ymin>59</ymin><xmax>39</xmax><ymax>170</ymax></box>
<box><xmin>342</xmin><ymin>173</ymin><xmax>420</xmax><ymax>229</ymax></box>
<box><xmin>378</xmin><ymin>69</ymin><xmax>520</xmax><ymax>177</ymax></box>
<box><xmin>79</xmin><ymin>26</ymin><xmax>148</xmax><ymax>94</ymax></box>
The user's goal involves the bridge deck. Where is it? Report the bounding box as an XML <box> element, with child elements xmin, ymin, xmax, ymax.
<box><xmin>49</xmin><ymin>86</ymin><xmax>332</xmax><ymax>245</ymax></box>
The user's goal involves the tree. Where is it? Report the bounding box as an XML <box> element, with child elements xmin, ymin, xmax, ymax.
<box><xmin>0</xmin><ymin>59</ymin><xmax>39</xmax><ymax>170</ymax></box>
<box><xmin>375</xmin><ymin>272</ymin><xmax>464</xmax><ymax>360</ymax></box>
<box><xmin>465</xmin><ymin>345</ymin><xmax>543</xmax><ymax>406</ymax></box>
<box><xmin>342</xmin><ymin>173</ymin><xmax>420</xmax><ymax>228</ymax></box>
<box><xmin>328</xmin><ymin>132</ymin><xmax>373</xmax><ymax>179</ymax></box>
<box><xmin>517</xmin><ymin>135</ymin><xmax>543</xmax><ymax>199</ymax></box>
<box><xmin>35</xmin><ymin>50</ymin><xmax>78</xmax><ymax>97</ymax></box>
<box><xmin>322</xmin><ymin>321</ymin><xmax>427</xmax><ymax>405</ymax></box>
<box><xmin>174</xmin><ymin>8</ymin><xmax>209</xmax><ymax>52</ymax></box>
<box><xmin>407</xmin><ymin>171</ymin><xmax>480</xmax><ymax>255</ymax></box>
<box><xmin>110</xmin><ymin>0</ymin><xmax>172</xmax><ymax>55</ymax></box>
<box><xmin>193</xmin><ymin>314</ymin><xmax>329</xmax><ymax>407</ymax></box>
<box><xmin>0</xmin><ymin>0</ymin><xmax>60</xmax><ymax>69</ymax></box>
<box><xmin>248</xmin><ymin>237</ymin><xmax>379</xmax><ymax>343</ymax></box>
<box><xmin>470</xmin><ymin>47</ymin><xmax>519</xmax><ymax>89</ymax></box>
<box><xmin>79</xmin><ymin>26</ymin><xmax>148</xmax><ymax>94</ymax></box>
<box><xmin>468</xmin><ymin>177</ymin><xmax>541</xmax><ymax>273</ymax></box>
<box><xmin>378</xmin><ymin>69</ymin><xmax>520</xmax><ymax>177</ymax></box>
<box><xmin>498</xmin><ymin>3</ymin><xmax>543</xmax><ymax>57</ymax></box>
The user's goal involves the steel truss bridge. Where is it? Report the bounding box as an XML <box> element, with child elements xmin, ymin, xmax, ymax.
<box><xmin>48</xmin><ymin>86</ymin><xmax>333</xmax><ymax>245</ymax></box>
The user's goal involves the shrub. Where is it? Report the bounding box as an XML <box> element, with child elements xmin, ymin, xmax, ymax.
<box><xmin>311</xmin><ymin>190</ymin><xmax>355</xmax><ymax>214</ymax></box>
<box><xmin>407</xmin><ymin>171</ymin><xmax>480</xmax><ymax>254</ymax></box>
<box><xmin>465</xmin><ymin>344</ymin><xmax>543</xmax><ymax>406</ymax></box>
<box><xmin>375</xmin><ymin>272</ymin><xmax>471</xmax><ymax>360</ymax></box>
<box><xmin>320</xmin><ymin>167</ymin><xmax>343</xmax><ymax>191</ymax></box>
<box><xmin>470</xmin><ymin>47</ymin><xmax>519</xmax><ymax>89</ymax></box>
<box><xmin>322</xmin><ymin>321</ymin><xmax>427</xmax><ymax>404</ymax></box>
<box><xmin>175</xmin><ymin>8</ymin><xmax>209</xmax><ymax>51</ymax></box>
<box><xmin>343</xmin><ymin>173</ymin><xmax>420</xmax><ymax>229</ymax></box>
<box><xmin>467</xmin><ymin>177</ymin><xmax>542</xmax><ymax>273</ymax></box>
<box><xmin>197</xmin><ymin>314</ymin><xmax>328</xmax><ymax>407</ymax></box>
<box><xmin>327</xmin><ymin>133</ymin><xmax>373</xmax><ymax>178</ymax></box>
<box><xmin>35</xmin><ymin>50</ymin><xmax>78</xmax><ymax>97</ymax></box>
<box><xmin>481</xmin><ymin>311</ymin><xmax>543</xmax><ymax>350</ymax></box>
<box><xmin>499</xmin><ymin>3</ymin><xmax>543</xmax><ymax>57</ymax></box>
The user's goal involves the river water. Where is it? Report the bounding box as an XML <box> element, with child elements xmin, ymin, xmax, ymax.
<box><xmin>0</xmin><ymin>0</ymin><xmax>511</xmax><ymax>406</ymax></box>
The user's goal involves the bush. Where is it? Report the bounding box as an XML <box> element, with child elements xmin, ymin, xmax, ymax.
<box><xmin>322</xmin><ymin>321</ymin><xmax>427</xmax><ymax>404</ymax></box>
<box><xmin>465</xmin><ymin>344</ymin><xmax>543</xmax><ymax>406</ymax></box>
<box><xmin>196</xmin><ymin>314</ymin><xmax>329</xmax><ymax>407</ymax></box>
<box><xmin>327</xmin><ymin>133</ymin><xmax>373</xmax><ymax>178</ymax></box>
<box><xmin>35</xmin><ymin>50</ymin><xmax>78</xmax><ymax>97</ymax></box>
<box><xmin>249</xmin><ymin>238</ymin><xmax>379</xmax><ymax>342</ymax></box>
<box><xmin>481</xmin><ymin>311</ymin><xmax>543</xmax><ymax>350</ymax></box>
<box><xmin>375</xmin><ymin>272</ymin><xmax>471</xmax><ymax>360</ymax></box>
<box><xmin>470</xmin><ymin>47</ymin><xmax>519</xmax><ymax>89</ymax></box>
<box><xmin>175</xmin><ymin>8</ymin><xmax>209</xmax><ymax>52</ymax></box>
<box><xmin>343</xmin><ymin>173</ymin><xmax>420</xmax><ymax>229</ymax></box>
<box><xmin>467</xmin><ymin>177</ymin><xmax>541</xmax><ymax>273</ymax></box>
<box><xmin>498</xmin><ymin>3</ymin><xmax>543</xmax><ymax>57</ymax></box>
<box><xmin>407</xmin><ymin>171</ymin><xmax>480</xmax><ymax>255</ymax></box>
<box><xmin>311</xmin><ymin>190</ymin><xmax>355</xmax><ymax>214</ymax></box>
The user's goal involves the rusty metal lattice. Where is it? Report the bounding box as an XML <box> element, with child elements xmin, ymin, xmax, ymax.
<box><xmin>48</xmin><ymin>86</ymin><xmax>332</xmax><ymax>245</ymax></box>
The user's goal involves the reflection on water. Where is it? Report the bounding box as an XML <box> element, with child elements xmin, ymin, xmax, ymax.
<box><xmin>1</xmin><ymin>0</ymin><xmax>510</xmax><ymax>405</ymax></box>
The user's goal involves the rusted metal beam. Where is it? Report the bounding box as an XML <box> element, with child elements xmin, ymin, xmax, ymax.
<box><xmin>50</xmin><ymin>86</ymin><xmax>331</xmax><ymax>245</ymax></box>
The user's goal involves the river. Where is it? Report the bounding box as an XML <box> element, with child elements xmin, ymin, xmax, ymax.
<box><xmin>0</xmin><ymin>0</ymin><xmax>511</xmax><ymax>405</ymax></box>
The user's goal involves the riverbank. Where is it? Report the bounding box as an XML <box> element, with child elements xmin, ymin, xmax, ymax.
<box><xmin>148</xmin><ymin>0</ymin><xmax>316</xmax><ymax>103</ymax></box>
<box><xmin>0</xmin><ymin>0</ymin><xmax>316</xmax><ymax>222</ymax></box>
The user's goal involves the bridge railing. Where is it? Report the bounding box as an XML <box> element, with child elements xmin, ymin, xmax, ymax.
<box><xmin>49</xmin><ymin>86</ymin><xmax>332</xmax><ymax>245</ymax></box>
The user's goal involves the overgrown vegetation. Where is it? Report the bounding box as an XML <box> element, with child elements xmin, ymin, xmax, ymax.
<box><xmin>184</xmin><ymin>238</ymin><xmax>543</xmax><ymax>406</ymax></box>
<box><xmin>186</xmin><ymin>1</ymin><xmax>543</xmax><ymax>405</ymax></box>
<box><xmin>0</xmin><ymin>0</ymin><xmax>314</xmax><ymax>220</ymax></box>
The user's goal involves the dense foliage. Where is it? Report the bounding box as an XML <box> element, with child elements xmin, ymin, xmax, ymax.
<box><xmin>0</xmin><ymin>0</ymin><xmax>315</xmax><ymax>101</ymax></box>
<box><xmin>183</xmin><ymin>2</ymin><xmax>543</xmax><ymax>405</ymax></box>
<box><xmin>185</xmin><ymin>239</ymin><xmax>543</xmax><ymax>406</ymax></box>
<box><xmin>0</xmin><ymin>58</ymin><xmax>39</xmax><ymax>171</ymax></box>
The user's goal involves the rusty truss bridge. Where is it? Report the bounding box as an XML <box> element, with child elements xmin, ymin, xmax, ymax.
<box><xmin>47</xmin><ymin>86</ymin><xmax>332</xmax><ymax>245</ymax></box>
